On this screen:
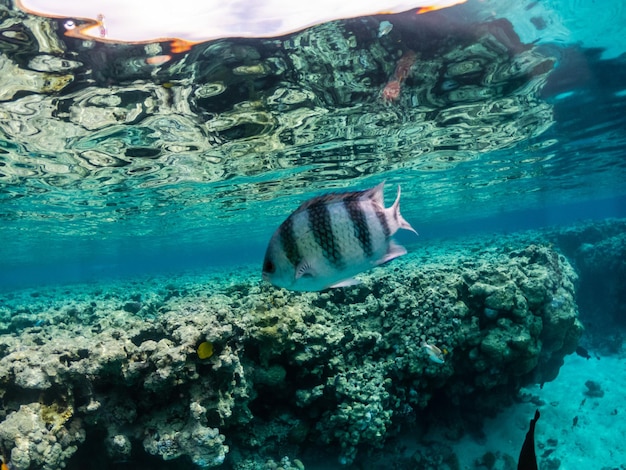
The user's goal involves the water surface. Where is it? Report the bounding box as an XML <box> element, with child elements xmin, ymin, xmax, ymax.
<box><xmin>1</xmin><ymin>0</ymin><xmax>625</xmax><ymax>289</ymax></box>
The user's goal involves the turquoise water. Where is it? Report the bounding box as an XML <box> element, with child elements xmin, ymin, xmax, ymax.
<box><xmin>1</xmin><ymin>0</ymin><xmax>625</xmax><ymax>290</ymax></box>
<box><xmin>1</xmin><ymin>0</ymin><xmax>626</xmax><ymax>469</ymax></box>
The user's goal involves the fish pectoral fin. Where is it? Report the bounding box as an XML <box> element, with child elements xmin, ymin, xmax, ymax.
<box><xmin>295</xmin><ymin>260</ymin><xmax>316</xmax><ymax>280</ymax></box>
<box><xmin>377</xmin><ymin>240</ymin><xmax>407</xmax><ymax>265</ymax></box>
<box><xmin>328</xmin><ymin>278</ymin><xmax>361</xmax><ymax>289</ymax></box>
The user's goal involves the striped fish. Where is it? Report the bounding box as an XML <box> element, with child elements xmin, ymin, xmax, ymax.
<box><xmin>262</xmin><ymin>182</ymin><xmax>417</xmax><ymax>291</ymax></box>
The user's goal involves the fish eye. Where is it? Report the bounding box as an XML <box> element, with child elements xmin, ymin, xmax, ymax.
<box><xmin>263</xmin><ymin>259</ymin><xmax>275</xmax><ymax>274</ymax></box>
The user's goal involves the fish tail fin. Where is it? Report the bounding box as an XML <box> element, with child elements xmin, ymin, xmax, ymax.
<box><xmin>390</xmin><ymin>185</ymin><xmax>418</xmax><ymax>235</ymax></box>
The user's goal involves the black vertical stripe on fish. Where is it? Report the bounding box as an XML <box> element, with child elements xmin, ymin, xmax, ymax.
<box><xmin>279</xmin><ymin>215</ymin><xmax>301</xmax><ymax>267</ymax></box>
<box><xmin>375</xmin><ymin>207</ymin><xmax>390</xmax><ymax>238</ymax></box>
<box><xmin>307</xmin><ymin>200</ymin><xmax>343</xmax><ymax>268</ymax></box>
<box><xmin>344</xmin><ymin>199</ymin><xmax>373</xmax><ymax>257</ymax></box>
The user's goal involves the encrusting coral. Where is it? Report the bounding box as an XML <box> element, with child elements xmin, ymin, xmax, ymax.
<box><xmin>0</xmin><ymin>223</ymin><xmax>599</xmax><ymax>468</ymax></box>
<box><xmin>0</xmin><ymin>403</ymin><xmax>85</xmax><ymax>470</ymax></box>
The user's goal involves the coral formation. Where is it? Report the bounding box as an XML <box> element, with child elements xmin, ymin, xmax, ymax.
<box><xmin>142</xmin><ymin>402</ymin><xmax>228</xmax><ymax>467</ymax></box>
<box><xmin>549</xmin><ymin>219</ymin><xmax>626</xmax><ymax>345</ymax></box>
<box><xmin>0</xmin><ymin>403</ymin><xmax>85</xmax><ymax>470</ymax></box>
<box><xmin>583</xmin><ymin>380</ymin><xmax>604</xmax><ymax>398</ymax></box>
<box><xmin>0</xmin><ymin>220</ymin><xmax>609</xmax><ymax>468</ymax></box>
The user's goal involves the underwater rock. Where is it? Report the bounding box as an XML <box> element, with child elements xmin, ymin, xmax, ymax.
<box><xmin>550</xmin><ymin>220</ymin><xmax>626</xmax><ymax>338</ymax></box>
<box><xmin>105</xmin><ymin>433</ymin><xmax>132</xmax><ymax>461</ymax></box>
<box><xmin>122</xmin><ymin>301</ymin><xmax>142</xmax><ymax>314</ymax></box>
<box><xmin>13</xmin><ymin>366</ymin><xmax>51</xmax><ymax>390</ymax></box>
<box><xmin>0</xmin><ymin>226</ymin><xmax>596</xmax><ymax>468</ymax></box>
<box><xmin>143</xmin><ymin>420</ymin><xmax>228</xmax><ymax>467</ymax></box>
<box><xmin>141</xmin><ymin>394</ymin><xmax>230</xmax><ymax>468</ymax></box>
<box><xmin>253</xmin><ymin>364</ymin><xmax>287</xmax><ymax>387</ymax></box>
<box><xmin>0</xmin><ymin>403</ymin><xmax>85</xmax><ymax>470</ymax></box>
<box><xmin>583</xmin><ymin>380</ymin><xmax>604</xmax><ymax>398</ymax></box>
<box><xmin>411</xmin><ymin>442</ymin><xmax>460</xmax><ymax>470</ymax></box>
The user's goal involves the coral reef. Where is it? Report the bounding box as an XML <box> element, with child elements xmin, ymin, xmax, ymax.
<box><xmin>142</xmin><ymin>403</ymin><xmax>228</xmax><ymax>467</ymax></box>
<box><xmin>583</xmin><ymin>380</ymin><xmax>604</xmax><ymax>398</ymax></box>
<box><xmin>555</xmin><ymin>221</ymin><xmax>626</xmax><ymax>315</ymax></box>
<box><xmin>0</xmin><ymin>403</ymin><xmax>85</xmax><ymax>470</ymax></box>
<box><xmin>547</xmin><ymin>219</ymin><xmax>626</xmax><ymax>353</ymax></box>
<box><xmin>0</xmin><ymin>224</ymin><xmax>597</xmax><ymax>468</ymax></box>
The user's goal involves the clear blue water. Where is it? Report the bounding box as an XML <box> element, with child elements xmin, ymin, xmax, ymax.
<box><xmin>1</xmin><ymin>0</ymin><xmax>625</xmax><ymax>292</ymax></box>
<box><xmin>1</xmin><ymin>1</ymin><xmax>626</xmax><ymax>469</ymax></box>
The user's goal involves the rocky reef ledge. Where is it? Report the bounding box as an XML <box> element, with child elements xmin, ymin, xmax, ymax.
<box><xmin>1</xmin><ymin>222</ymin><xmax>603</xmax><ymax>469</ymax></box>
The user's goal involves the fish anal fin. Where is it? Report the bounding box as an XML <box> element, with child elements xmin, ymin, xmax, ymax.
<box><xmin>377</xmin><ymin>240</ymin><xmax>407</xmax><ymax>265</ymax></box>
<box><xmin>328</xmin><ymin>278</ymin><xmax>361</xmax><ymax>289</ymax></box>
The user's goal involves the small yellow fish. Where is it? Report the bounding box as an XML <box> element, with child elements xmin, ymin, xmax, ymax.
<box><xmin>422</xmin><ymin>341</ymin><xmax>445</xmax><ymax>364</ymax></box>
<box><xmin>197</xmin><ymin>341</ymin><xmax>214</xmax><ymax>359</ymax></box>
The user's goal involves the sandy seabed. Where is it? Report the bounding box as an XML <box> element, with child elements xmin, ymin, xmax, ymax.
<box><xmin>449</xmin><ymin>353</ymin><xmax>626</xmax><ymax>470</ymax></box>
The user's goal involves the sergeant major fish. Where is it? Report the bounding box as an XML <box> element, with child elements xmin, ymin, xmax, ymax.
<box><xmin>262</xmin><ymin>182</ymin><xmax>417</xmax><ymax>291</ymax></box>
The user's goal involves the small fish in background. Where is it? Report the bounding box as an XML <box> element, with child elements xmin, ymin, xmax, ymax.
<box><xmin>382</xmin><ymin>50</ymin><xmax>417</xmax><ymax>102</ymax></box>
<box><xmin>377</xmin><ymin>20</ymin><xmax>393</xmax><ymax>38</ymax></box>
<box><xmin>262</xmin><ymin>182</ymin><xmax>417</xmax><ymax>291</ymax></box>
<box><xmin>575</xmin><ymin>345</ymin><xmax>591</xmax><ymax>360</ymax></box>
<box><xmin>197</xmin><ymin>341</ymin><xmax>214</xmax><ymax>359</ymax></box>
<box><xmin>422</xmin><ymin>341</ymin><xmax>445</xmax><ymax>364</ymax></box>
<box><xmin>517</xmin><ymin>409</ymin><xmax>540</xmax><ymax>470</ymax></box>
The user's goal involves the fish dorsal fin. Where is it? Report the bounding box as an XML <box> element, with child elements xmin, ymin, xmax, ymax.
<box><xmin>292</xmin><ymin>182</ymin><xmax>386</xmax><ymax>215</ymax></box>
<box><xmin>362</xmin><ymin>181</ymin><xmax>385</xmax><ymax>207</ymax></box>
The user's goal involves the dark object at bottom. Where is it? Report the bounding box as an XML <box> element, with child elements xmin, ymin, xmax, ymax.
<box><xmin>575</xmin><ymin>346</ymin><xmax>591</xmax><ymax>360</ymax></box>
<box><xmin>518</xmin><ymin>409</ymin><xmax>540</xmax><ymax>470</ymax></box>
